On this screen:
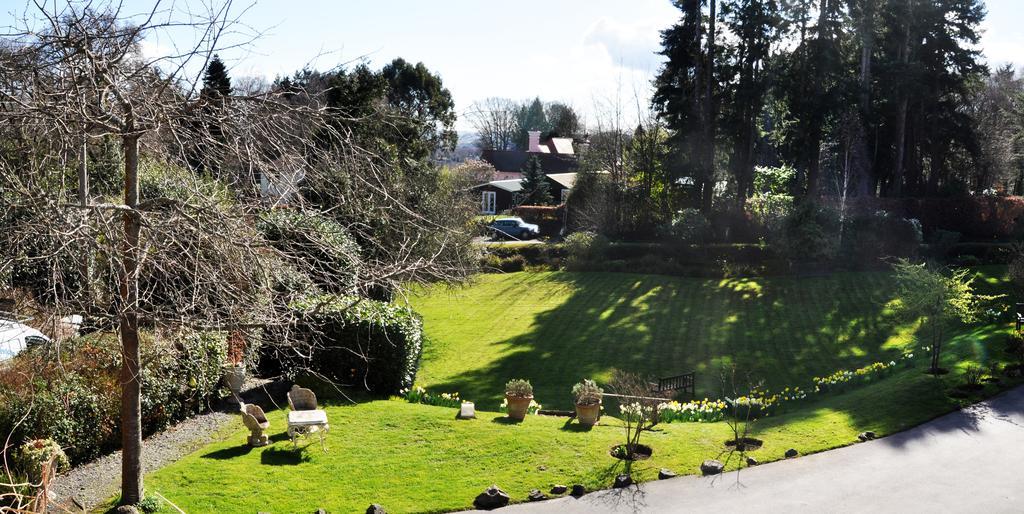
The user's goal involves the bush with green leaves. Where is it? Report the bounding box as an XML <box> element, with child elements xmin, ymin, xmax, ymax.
<box><xmin>287</xmin><ymin>294</ymin><xmax>424</xmax><ymax>394</ymax></box>
<box><xmin>0</xmin><ymin>330</ymin><xmax>225</xmax><ymax>465</ymax></box>
<box><xmin>563</xmin><ymin>231</ymin><xmax>609</xmax><ymax>268</ymax></box>
<box><xmin>505</xmin><ymin>379</ymin><xmax>533</xmax><ymax>398</ymax></box>
<box><xmin>778</xmin><ymin>201</ymin><xmax>840</xmax><ymax>262</ymax></box>
<box><xmin>841</xmin><ymin>210</ymin><xmax>922</xmax><ymax>266</ymax></box>
<box><xmin>259</xmin><ymin>210</ymin><xmax>363</xmax><ymax>294</ymax></box>
<box><xmin>12</xmin><ymin>438</ymin><xmax>69</xmax><ymax>482</ymax></box>
<box><xmin>668</xmin><ymin>208</ymin><xmax>711</xmax><ymax>244</ymax></box>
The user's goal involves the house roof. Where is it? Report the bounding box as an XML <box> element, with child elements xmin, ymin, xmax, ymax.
<box><xmin>480</xmin><ymin>149</ymin><xmax>578</xmax><ymax>174</ymax></box>
<box><xmin>471</xmin><ymin>172</ymin><xmax>583</xmax><ymax>193</ymax></box>
<box><xmin>548</xmin><ymin>138</ymin><xmax>575</xmax><ymax>155</ymax></box>
<box><xmin>546</xmin><ymin>172</ymin><xmax>578</xmax><ymax>189</ymax></box>
<box><xmin>476</xmin><ymin>179</ymin><xmax>523</xmax><ymax>193</ymax></box>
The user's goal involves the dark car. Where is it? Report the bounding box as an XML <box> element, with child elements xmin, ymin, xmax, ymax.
<box><xmin>487</xmin><ymin>217</ymin><xmax>540</xmax><ymax>240</ymax></box>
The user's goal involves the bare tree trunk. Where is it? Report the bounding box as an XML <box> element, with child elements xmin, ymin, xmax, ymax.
<box><xmin>702</xmin><ymin>0</ymin><xmax>717</xmax><ymax>214</ymax></box>
<box><xmin>79</xmin><ymin>135</ymin><xmax>90</xmax><ymax>301</ymax></box>
<box><xmin>890</xmin><ymin>1</ymin><xmax>912</xmax><ymax>197</ymax></box>
<box><xmin>119</xmin><ymin>134</ymin><xmax>143</xmax><ymax>505</ymax></box>
<box><xmin>853</xmin><ymin>0</ymin><xmax>876</xmax><ymax>197</ymax></box>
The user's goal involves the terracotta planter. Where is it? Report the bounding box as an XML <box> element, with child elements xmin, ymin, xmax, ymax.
<box><xmin>575</xmin><ymin>401</ymin><xmax>601</xmax><ymax>426</ymax></box>
<box><xmin>505</xmin><ymin>395</ymin><xmax>533</xmax><ymax>421</ymax></box>
<box><xmin>223</xmin><ymin>364</ymin><xmax>246</xmax><ymax>398</ymax></box>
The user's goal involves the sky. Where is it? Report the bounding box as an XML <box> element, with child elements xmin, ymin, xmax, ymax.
<box><xmin>2</xmin><ymin>0</ymin><xmax>1021</xmax><ymax>132</ymax></box>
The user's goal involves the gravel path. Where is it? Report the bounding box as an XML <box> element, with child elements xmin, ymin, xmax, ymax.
<box><xmin>49</xmin><ymin>379</ymin><xmax>287</xmax><ymax>511</ymax></box>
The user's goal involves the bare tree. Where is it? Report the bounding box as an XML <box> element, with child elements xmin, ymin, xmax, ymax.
<box><xmin>0</xmin><ymin>1</ymin><xmax>475</xmax><ymax>505</ymax></box>
<box><xmin>467</xmin><ymin>97</ymin><xmax>519</xmax><ymax>151</ymax></box>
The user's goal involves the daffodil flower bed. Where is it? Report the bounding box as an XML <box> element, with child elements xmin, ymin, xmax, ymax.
<box><xmin>399</xmin><ymin>386</ymin><xmax>463</xmax><ymax>408</ymax></box>
<box><xmin>657</xmin><ymin>399</ymin><xmax>727</xmax><ymax>423</ymax></box>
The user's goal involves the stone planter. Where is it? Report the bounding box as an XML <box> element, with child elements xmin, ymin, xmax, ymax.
<box><xmin>505</xmin><ymin>395</ymin><xmax>533</xmax><ymax>421</ymax></box>
<box><xmin>575</xmin><ymin>401</ymin><xmax>601</xmax><ymax>426</ymax></box>
<box><xmin>223</xmin><ymin>364</ymin><xmax>246</xmax><ymax>398</ymax></box>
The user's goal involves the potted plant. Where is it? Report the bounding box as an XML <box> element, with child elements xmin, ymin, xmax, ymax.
<box><xmin>504</xmin><ymin>379</ymin><xmax>534</xmax><ymax>421</ymax></box>
<box><xmin>223</xmin><ymin>330</ymin><xmax>247</xmax><ymax>399</ymax></box>
<box><xmin>572</xmin><ymin>379</ymin><xmax>603</xmax><ymax>426</ymax></box>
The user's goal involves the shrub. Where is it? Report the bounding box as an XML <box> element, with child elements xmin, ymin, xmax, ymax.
<box><xmin>842</xmin><ymin>210</ymin><xmax>922</xmax><ymax>266</ymax></box>
<box><xmin>746</xmin><ymin>193</ymin><xmax>794</xmax><ymax>239</ymax></box>
<box><xmin>563</xmin><ymin>231</ymin><xmax>609</xmax><ymax>268</ymax></box>
<box><xmin>286</xmin><ymin>294</ymin><xmax>424</xmax><ymax>394</ymax></box>
<box><xmin>571</xmin><ymin>379</ymin><xmax>603</xmax><ymax>406</ymax></box>
<box><xmin>505</xmin><ymin>379</ymin><xmax>533</xmax><ymax>398</ymax></box>
<box><xmin>778</xmin><ymin>201</ymin><xmax>840</xmax><ymax>262</ymax></box>
<box><xmin>258</xmin><ymin>210</ymin><xmax>363</xmax><ymax>294</ymax></box>
<box><xmin>12</xmin><ymin>438</ymin><xmax>69</xmax><ymax>482</ymax></box>
<box><xmin>480</xmin><ymin>253</ymin><xmax>526</xmax><ymax>273</ymax></box>
<box><xmin>0</xmin><ymin>330</ymin><xmax>225</xmax><ymax>465</ymax></box>
<box><xmin>669</xmin><ymin>208</ymin><xmax>711</xmax><ymax>244</ymax></box>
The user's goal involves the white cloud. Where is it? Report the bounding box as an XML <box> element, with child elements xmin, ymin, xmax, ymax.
<box><xmin>583</xmin><ymin>17</ymin><xmax>665</xmax><ymax>72</ymax></box>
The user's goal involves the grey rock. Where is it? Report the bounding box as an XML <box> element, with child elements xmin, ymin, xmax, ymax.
<box><xmin>658</xmin><ymin>468</ymin><xmax>677</xmax><ymax>480</ymax></box>
<box><xmin>115</xmin><ymin>507</ymin><xmax>139</xmax><ymax>514</ymax></box>
<box><xmin>785</xmin><ymin>448</ymin><xmax>799</xmax><ymax>458</ymax></box>
<box><xmin>701</xmin><ymin>459</ymin><xmax>724</xmax><ymax>475</ymax></box>
<box><xmin>571</xmin><ymin>484</ymin><xmax>586</xmax><ymax>497</ymax></box>
<box><xmin>550</xmin><ymin>484</ymin><xmax>568</xmax><ymax>495</ymax></box>
<box><xmin>366</xmin><ymin>505</ymin><xmax>387</xmax><ymax>514</ymax></box>
<box><xmin>746</xmin><ymin>456</ymin><xmax>758</xmax><ymax>466</ymax></box>
<box><xmin>474</xmin><ymin>485</ymin><xmax>510</xmax><ymax>510</ymax></box>
<box><xmin>613</xmin><ymin>474</ymin><xmax>633</xmax><ymax>488</ymax></box>
<box><xmin>527</xmin><ymin>489</ymin><xmax>547</xmax><ymax>502</ymax></box>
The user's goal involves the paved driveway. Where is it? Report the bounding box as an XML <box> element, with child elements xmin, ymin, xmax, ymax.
<box><xmin>484</xmin><ymin>386</ymin><xmax>1024</xmax><ymax>513</ymax></box>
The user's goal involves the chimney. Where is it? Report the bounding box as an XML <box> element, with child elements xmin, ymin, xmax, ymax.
<box><xmin>527</xmin><ymin>130</ymin><xmax>541</xmax><ymax>153</ymax></box>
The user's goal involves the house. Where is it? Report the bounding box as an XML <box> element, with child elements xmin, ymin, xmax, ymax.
<box><xmin>474</xmin><ymin>172</ymin><xmax>580</xmax><ymax>214</ymax></box>
<box><xmin>480</xmin><ymin>130</ymin><xmax>579</xmax><ymax>180</ymax></box>
<box><xmin>474</xmin><ymin>130</ymin><xmax>585</xmax><ymax>213</ymax></box>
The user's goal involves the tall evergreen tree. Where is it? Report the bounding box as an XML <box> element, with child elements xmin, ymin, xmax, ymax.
<box><xmin>519</xmin><ymin>156</ymin><xmax>552</xmax><ymax>205</ymax></box>
<box><xmin>515</xmin><ymin>97</ymin><xmax>550</xmax><ymax>150</ymax></box>
<box><xmin>654</xmin><ymin>0</ymin><xmax>716</xmax><ymax>212</ymax></box>
<box><xmin>201</xmin><ymin>54</ymin><xmax>232</xmax><ymax>99</ymax></box>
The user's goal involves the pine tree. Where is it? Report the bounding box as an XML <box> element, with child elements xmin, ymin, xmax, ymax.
<box><xmin>519</xmin><ymin>156</ymin><xmax>552</xmax><ymax>205</ymax></box>
<box><xmin>201</xmin><ymin>54</ymin><xmax>232</xmax><ymax>99</ymax></box>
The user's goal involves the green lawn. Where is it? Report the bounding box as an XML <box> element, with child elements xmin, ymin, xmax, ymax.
<box><xmin>411</xmin><ymin>270</ymin><xmax>1008</xmax><ymax>410</ymax></box>
<box><xmin>142</xmin><ymin>268</ymin><xmax>1017</xmax><ymax>513</ymax></box>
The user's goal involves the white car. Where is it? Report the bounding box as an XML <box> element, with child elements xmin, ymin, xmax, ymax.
<box><xmin>0</xmin><ymin>320</ymin><xmax>50</xmax><ymax>362</ymax></box>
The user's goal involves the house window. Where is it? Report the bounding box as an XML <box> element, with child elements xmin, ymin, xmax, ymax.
<box><xmin>481</xmin><ymin>191</ymin><xmax>496</xmax><ymax>214</ymax></box>
<box><xmin>561</xmin><ymin>188</ymin><xmax>570</xmax><ymax>204</ymax></box>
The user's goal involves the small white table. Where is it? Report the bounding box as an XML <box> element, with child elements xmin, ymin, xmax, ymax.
<box><xmin>287</xmin><ymin>410</ymin><xmax>329</xmax><ymax>451</ymax></box>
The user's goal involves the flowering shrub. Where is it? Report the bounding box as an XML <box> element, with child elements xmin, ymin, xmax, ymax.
<box><xmin>399</xmin><ymin>386</ymin><xmax>462</xmax><ymax>408</ymax></box>
<box><xmin>657</xmin><ymin>399</ymin><xmax>727</xmax><ymax>423</ymax></box>
<box><xmin>499</xmin><ymin>398</ymin><xmax>542</xmax><ymax>415</ymax></box>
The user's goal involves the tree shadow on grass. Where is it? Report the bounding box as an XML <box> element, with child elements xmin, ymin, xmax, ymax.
<box><xmin>425</xmin><ymin>268</ymin><xmax>1022</xmax><ymax>447</ymax></box>
<box><xmin>427</xmin><ymin>270</ymin><xmax>914</xmax><ymax>411</ymax></box>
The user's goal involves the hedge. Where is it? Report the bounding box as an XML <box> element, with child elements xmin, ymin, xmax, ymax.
<box><xmin>828</xmin><ymin>196</ymin><xmax>1024</xmax><ymax>241</ymax></box>
<box><xmin>287</xmin><ymin>295</ymin><xmax>424</xmax><ymax>394</ymax></box>
<box><xmin>0</xmin><ymin>330</ymin><xmax>225</xmax><ymax>465</ymax></box>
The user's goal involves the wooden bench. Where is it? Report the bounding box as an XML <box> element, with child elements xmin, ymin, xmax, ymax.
<box><xmin>651</xmin><ymin>372</ymin><xmax>695</xmax><ymax>398</ymax></box>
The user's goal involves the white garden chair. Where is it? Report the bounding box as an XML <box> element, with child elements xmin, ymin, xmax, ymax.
<box><xmin>286</xmin><ymin>385</ymin><xmax>329</xmax><ymax>451</ymax></box>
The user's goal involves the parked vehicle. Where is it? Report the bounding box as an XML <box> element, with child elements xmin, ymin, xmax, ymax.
<box><xmin>0</xmin><ymin>319</ymin><xmax>50</xmax><ymax>362</ymax></box>
<box><xmin>487</xmin><ymin>217</ymin><xmax>539</xmax><ymax>240</ymax></box>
